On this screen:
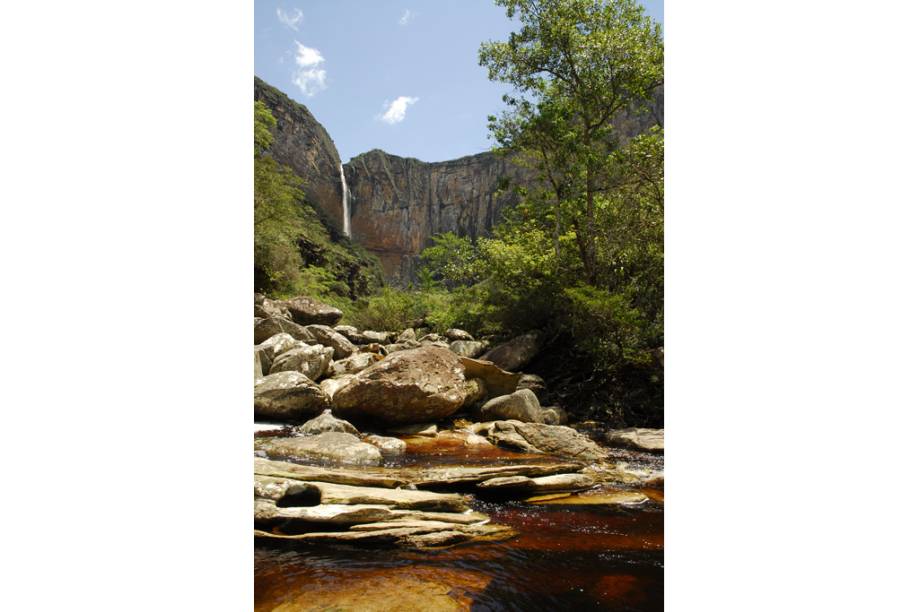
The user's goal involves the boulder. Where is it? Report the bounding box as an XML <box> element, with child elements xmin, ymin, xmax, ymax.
<box><xmin>298</xmin><ymin>409</ymin><xmax>359</xmax><ymax>435</ymax></box>
<box><xmin>334</xmin><ymin>325</ymin><xmax>363</xmax><ymax>343</ymax></box>
<box><xmin>364</xmin><ymin>434</ymin><xmax>407</xmax><ymax>457</ymax></box>
<box><xmin>445</xmin><ymin>328</ymin><xmax>474</xmax><ymax>342</ymax></box>
<box><xmin>254</xmin><ymin>371</ymin><xmax>331</xmax><ymax>421</ymax></box>
<box><xmin>418</xmin><ymin>333</ymin><xmax>444</xmax><ymax>343</ymax></box>
<box><xmin>481</xmin><ymin>331</ymin><xmax>541</xmax><ymax>371</ymax></box>
<box><xmin>540</xmin><ymin>405</ymin><xmax>568</xmax><ymax>425</ymax></box>
<box><xmin>281</xmin><ymin>296</ymin><xmax>343</xmax><ymax>326</ymax></box>
<box><xmin>255</xmin><ymin>332</ymin><xmax>300</xmax><ymax>362</ymax></box>
<box><xmin>604</xmin><ymin>428</ymin><xmax>664</xmax><ymax>453</ymax></box>
<box><xmin>396</xmin><ymin>328</ymin><xmax>417</xmax><ymax>343</ymax></box>
<box><xmin>319</xmin><ymin>374</ymin><xmax>357</xmax><ymax>400</ymax></box>
<box><xmin>462</xmin><ymin>378</ymin><xmax>487</xmax><ymax>408</ymax></box>
<box><xmin>305</xmin><ymin>324</ymin><xmax>357</xmax><ymax>359</ymax></box>
<box><xmin>254</xmin><ymin>349</ymin><xmax>268</xmax><ymax>379</ymax></box>
<box><xmin>255</xmin><ymin>432</ymin><xmax>383</xmax><ymax>466</ymax></box>
<box><xmin>254</xmin><ymin>293</ymin><xmax>291</xmax><ymax>319</ymax></box>
<box><xmin>480</xmin><ymin>389</ymin><xmax>543</xmax><ymax>423</ymax></box>
<box><xmin>449</xmin><ymin>340</ymin><xmax>487</xmax><ymax>358</ymax></box>
<box><xmin>458</xmin><ymin>356</ymin><xmax>521</xmax><ymax>397</ymax></box>
<box><xmin>482</xmin><ymin>420</ymin><xmax>609</xmax><ymax>462</ymax></box>
<box><xmin>254</xmin><ymin>317</ymin><xmax>316</xmax><ymax>345</ymax></box>
<box><xmin>360</xmin><ymin>330</ymin><xmax>392</xmax><ymax>344</ymax></box>
<box><xmin>327</xmin><ymin>352</ymin><xmax>383</xmax><ymax>377</ymax></box>
<box><xmin>269</xmin><ymin>344</ymin><xmax>334</xmax><ymax>380</ymax></box>
<box><xmin>516</xmin><ymin>373</ymin><xmax>547</xmax><ymax>400</ymax></box>
<box><xmin>360</xmin><ymin>342</ymin><xmax>387</xmax><ymax>355</ymax></box>
<box><xmin>333</xmin><ymin>346</ymin><xmax>468</xmax><ymax>425</ymax></box>
<box><xmin>384</xmin><ymin>341</ymin><xmax>419</xmax><ymax>354</ymax></box>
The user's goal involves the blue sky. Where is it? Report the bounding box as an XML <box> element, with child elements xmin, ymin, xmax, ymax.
<box><xmin>255</xmin><ymin>0</ymin><xmax>663</xmax><ymax>163</ymax></box>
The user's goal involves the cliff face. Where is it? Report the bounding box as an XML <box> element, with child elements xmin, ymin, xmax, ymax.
<box><xmin>343</xmin><ymin>150</ymin><xmax>532</xmax><ymax>282</ymax></box>
<box><xmin>253</xmin><ymin>76</ymin><xmax>662</xmax><ymax>283</ymax></box>
<box><xmin>254</xmin><ymin>77</ymin><xmax>345</xmax><ymax>234</ymax></box>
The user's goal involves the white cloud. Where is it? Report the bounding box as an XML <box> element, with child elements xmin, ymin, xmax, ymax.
<box><xmin>377</xmin><ymin>96</ymin><xmax>419</xmax><ymax>124</ymax></box>
<box><xmin>276</xmin><ymin>7</ymin><xmax>303</xmax><ymax>31</ymax></box>
<box><xmin>292</xmin><ymin>41</ymin><xmax>327</xmax><ymax>96</ymax></box>
<box><xmin>398</xmin><ymin>9</ymin><xmax>415</xmax><ymax>26</ymax></box>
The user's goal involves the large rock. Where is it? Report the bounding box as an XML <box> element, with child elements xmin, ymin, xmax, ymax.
<box><xmin>254</xmin><ymin>371</ymin><xmax>330</xmax><ymax>422</ymax></box>
<box><xmin>480</xmin><ymin>389</ymin><xmax>543</xmax><ymax>423</ymax></box>
<box><xmin>478</xmin><ymin>420</ymin><xmax>609</xmax><ymax>462</ymax></box>
<box><xmin>449</xmin><ymin>340</ymin><xmax>487</xmax><ymax>358</ymax></box>
<box><xmin>319</xmin><ymin>374</ymin><xmax>357</xmax><ymax>400</ymax></box>
<box><xmin>516</xmin><ymin>373</ymin><xmax>547</xmax><ymax>400</ymax></box>
<box><xmin>298</xmin><ymin>409</ymin><xmax>359</xmax><ymax>435</ymax></box>
<box><xmin>254</xmin><ymin>317</ymin><xmax>316</xmax><ymax>345</ymax></box>
<box><xmin>255</xmin><ymin>350</ymin><xmax>268</xmax><ymax>379</ymax></box>
<box><xmin>458</xmin><ymin>356</ymin><xmax>521</xmax><ymax>397</ymax></box>
<box><xmin>255</xmin><ymin>332</ymin><xmax>300</xmax><ymax>362</ymax></box>
<box><xmin>254</xmin><ymin>293</ymin><xmax>290</xmax><ymax>319</ymax></box>
<box><xmin>445</xmin><ymin>328</ymin><xmax>474</xmax><ymax>342</ymax></box>
<box><xmin>269</xmin><ymin>344</ymin><xmax>334</xmax><ymax>380</ymax></box>
<box><xmin>281</xmin><ymin>296</ymin><xmax>343</xmax><ymax>326</ymax></box>
<box><xmin>481</xmin><ymin>331</ymin><xmax>541</xmax><ymax>371</ymax></box>
<box><xmin>333</xmin><ymin>346</ymin><xmax>468</xmax><ymax>425</ymax></box>
<box><xmin>255</xmin><ymin>432</ymin><xmax>383</xmax><ymax>466</ymax></box>
<box><xmin>327</xmin><ymin>352</ymin><xmax>382</xmax><ymax>377</ymax></box>
<box><xmin>305</xmin><ymin>324</ymin><xmax>357</xmax><ymax>359</ymax></box>
<box><xmin>605</xmin><ymin>428</ymin><xmax>664</xmax><ymax>453</ymax></box>
<box><xmin>364</xmin><ymin>434</ymin><xmax>407</xmax><ymax>457</ymax></box>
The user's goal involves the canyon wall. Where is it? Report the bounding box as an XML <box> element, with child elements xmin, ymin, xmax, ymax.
<box><xmin>255</xmin><ymin>77</ymin><xmax>345</xmax><ymax>234</ymax></box>
<box><xmin>343</xmin><ymin>150</ymin><xmax>532</xmax><ymax>283</ymax></box>
<box><xmin>254</xmin><ymin>76</ymin><xmax>662</xmax><ymax>283</ymax></box>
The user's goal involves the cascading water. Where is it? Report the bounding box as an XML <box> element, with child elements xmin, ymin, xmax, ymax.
<box><xmin>339</xmin><ymin>164</ymin><xmax>351</xmax><ymax>238</ymax></box>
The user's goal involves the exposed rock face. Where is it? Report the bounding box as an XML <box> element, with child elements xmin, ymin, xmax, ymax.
<box><xmin>254</xmin><ymin>77</ymin><xmax>662</xmax><ymax>283</ymax></box>
<box><xmin>254</xmin><ymin>77</ymin><xmax>345</xmax><ymax>233</ymax></box>
<box><xmin>333</xmin><ymin>346</ymin><xmax>467</xmax><ymax>425</ymax></box>
<box><xmin>344</xmin><ymin>149</ymin><xmax>533</xmax><ymax>282</ymax></box>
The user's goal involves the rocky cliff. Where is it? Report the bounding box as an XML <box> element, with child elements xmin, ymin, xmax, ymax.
<box><xmin>255</xmin><ymin>77</ymin><xmax>345</xmax><ymax>234</ymax></box>
<box><xmin>343</xmin><ymin>150</ymin><xmax>532</xmax><ymax>282</ymax></box>
<box><xmin>254</xmin><ymin>76</ymin><xmax>662</xmax><ymax>283</ymax></box>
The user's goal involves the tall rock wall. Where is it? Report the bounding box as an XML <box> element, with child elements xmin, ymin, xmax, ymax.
<box><xmin>254</xmin><ymin>76</ymin><xmax>662</xmax><ymax>283</ymax></box>
<box><xmin>254</xmin><ymin>77</ymin><xmax>345</xmax><ymax>234</ymax></box>
<box><xmin>343</xmin><ymin>150</ymin><xmax>532</xmax><ymax>282</ymax></box>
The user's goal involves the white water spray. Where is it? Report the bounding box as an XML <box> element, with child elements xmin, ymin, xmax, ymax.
<box><xmin>339</xmin><ymin>164</ymin><xmax>351</xmax><ymax>238</ymax></box>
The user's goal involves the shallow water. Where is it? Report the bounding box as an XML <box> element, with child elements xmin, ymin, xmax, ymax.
<box><xmin>254</xmin><ymin>427</ymin><xmax>663</xmax><ymax>611</ymax></box>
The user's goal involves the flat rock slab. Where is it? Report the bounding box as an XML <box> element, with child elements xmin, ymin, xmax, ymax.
<box><xmin>477</xmin><ymin>473</ymin><xmax>595</xmax><ymax>495</ymax></box>
<box><xmin>479</xmin><ymin>420</ymin><xmax>610</xmax><ymax>462</ymax></box>
<box><xmin>255</xmin><ymin>432</ymin><xmax>382</xmax><ymax>466</ymax></box>
<box><xmin>525</xmin><ymin>489</ymin><xmax>650</xmax><ymax>506</ymax></box>
<box><xmin>254</xmin><ymin>457</ymin><xmax>406</xmax><ymax>488</ymax></box>
<box><xmin>254</xmin><ymin>521</ymin><xmax>515</xmax><ymax>549</ymax></box>
<box><xmin>605</xmin><ymin>428</ymin><xmax>664</xmax><ymax>452</ymax></box>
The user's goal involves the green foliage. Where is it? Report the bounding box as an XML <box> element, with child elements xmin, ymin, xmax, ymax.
<box><xmin>254</xmin><ymin>100</ymin><xmax>308</xmax><ymax>295</ymax></box>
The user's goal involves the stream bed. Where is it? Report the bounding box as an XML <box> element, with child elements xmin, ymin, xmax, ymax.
<box><xmin>255</xmin><ymin>434</ymin><xmax>663</xmax><ymax>611</ymax></box>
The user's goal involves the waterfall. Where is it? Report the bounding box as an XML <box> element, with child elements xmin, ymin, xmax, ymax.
<box><xmin>339</xmin><ymin>164</ymin><xmax>351</xmax><ymax>238</ymax></box>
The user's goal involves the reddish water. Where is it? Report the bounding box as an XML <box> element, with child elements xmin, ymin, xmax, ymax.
<box><xmin>254</xmin><ymin>431</ymin><xmax>664</xmax><ymax>611</ymax></box>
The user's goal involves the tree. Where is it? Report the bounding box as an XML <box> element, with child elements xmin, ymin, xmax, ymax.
<box><xmin>479</xmin><ymin>0</ymin><xmax>663</xmax><ymax>284</ymax></box>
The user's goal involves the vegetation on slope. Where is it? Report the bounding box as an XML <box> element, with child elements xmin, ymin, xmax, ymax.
<box><xmin>254</xmin><ymin>101</ymin><xmax>383</xmax><ymax>304</ymax></box>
